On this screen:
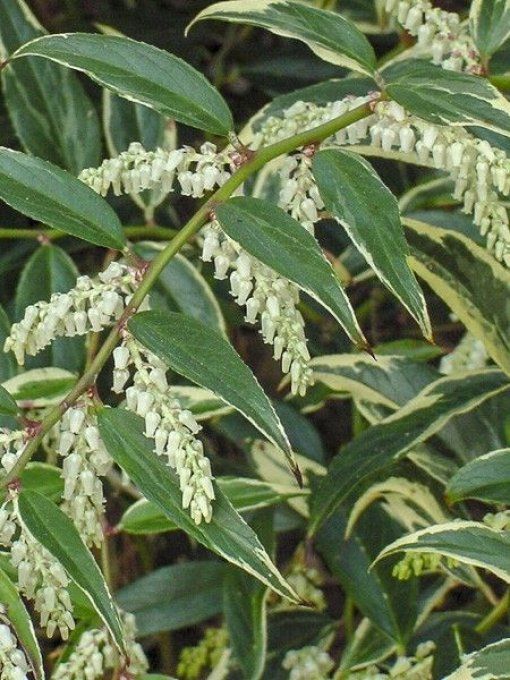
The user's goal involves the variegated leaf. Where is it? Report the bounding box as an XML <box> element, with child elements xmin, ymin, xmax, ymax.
<box><xmin>445</xmin><ymin>637</ymin><xmax>510</xmax><ymax>679</ymax></box>
<box><xmin>2</xmin><ymin>368</ymin><xmax>77</xmax><ymax>408</ymax></box>
<box><xmin>313</xmin><ymin>149</ymin><xmax>431</xmax><ymax>341</ymax></box>
<box><xmin>346</xmin><ymin>477</ymin><xmax>449</xmax><ymax>538</ymax></box>
<box><xmin>118</xmin><ymin>477</ymin><xmax>307</xmax><ymax>535</ymax></box>
<box><xmin>374</xmin><ymin>520</ymin><xmax>510</xmax><ymax>585</ymax></box>
<box><xmin>309</xmin><ymin>369</ymin><xmax>510</xmax><ymax>535</ymax></box>
<box><xmin>405</xmin><ymin>218</ymin><xmax>510</xmax><ymax>376</ymax></box>
<box><xmin>187</xmin><ymin>0</ymin><xmax>376</xmax><ymax>75</ymax></box>
<box><xmin>309</xmin><ymin>353</ymin><xmax>436</xmax><ymax>413</ymax></box>
<box><xmin>447</xmin><ymin>448</ymin><xmax>510</xmax><ymax>505</ymax></box>
<box><xmin>385</xmin><ymin>61</ymin><xmax>510</xmax><ymax>138</ymax></box>
<box><xmin>249</xmin><ymin>440</ymin><xmax>325</xmax><ymax>518</ymax></box>
<box><xmin>470</xmin><ymin>0</ymin><xmax>510</xmax><ymax>58</ymax></box>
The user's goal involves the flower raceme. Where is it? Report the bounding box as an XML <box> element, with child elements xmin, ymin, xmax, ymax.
<box><xmin>0</xmin><ymin>613</ymin><xmax>31</xmax><ymax>680</ymax></box>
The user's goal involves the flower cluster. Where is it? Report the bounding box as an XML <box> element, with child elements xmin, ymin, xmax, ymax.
<box><xmin>0</xmin><ymin>431</ymin><xmax>25</xmax><ymax>478</ymax></box>
<box><xmin>113</xmin><ymin>335</ymin><xmax>215</xmax><ymax>525</ymax></box>
<box><xmin>349</xmin><ymin>642</ymin><xmax>435</xmax><ymax>679</ymax></box>
<box><xmin>393</xmin><ymin>551</ymin><xmax>458</xmax><ymax>580</ymax></box>
<box><xmin>9</xmin><ymin>514</ymin><xmax>74</xmax><ymax>639</ymax></box>
<box><xmin>52</xmin><ymin>612</ymin><xmax>148</xmax><ymax>680</ymax></box>
<box><xmin>4</xmin><ymin>262</ymin><xmax>139</xmax><ymax>366</ymax></box>
<box><xmin>278</xmin><ymin>153</ymin><xmax>324</xmax><ymax>233</ymax></box>
<box><xmin>386</xmin><ymin>0</ymin><xmax>481</xmax><ymax>73</ymax></box>
<box><xmin>483</xmin><ymin>510</ymin><xmax>510</xmax><ymax>531</ymax></box>
<box><xmin>202</xmin><ymin>221</ymin><xmax>313</xmax><ymax>395</ymax></box>
<box><xmin>0</xmin><ymin>612</ymin><xmax>31</xmax><ymax>680</ymax></box>
<box><xmin>254</xmin><ymin>97</ymin><xmax>373</xmax><ymax>150</ymax></box>
<box><xmin>439</xmin><ymin>332</ymin><xmax>489</xmax><ymax>375</ymax></box>
<box><xmin>177</xmin><ymin>627</ymin><xmax>229</xmax><ymax>680</ymax></box>
<box><xmin>80</xmin><ymin>141</ymin><xmax>232</xmax><ymax>199</ymax></box>
<box><xmin>286</xmin><ymin>566</ymin><xmax>326</xmax><ymax>611</ymax></box>
<box><xmin>282</xmin><ymin>645</ymin><xmax>334</xmax><ymax>680</ymax></box>
<box><xmin>58</xmin><ymin>404</ymin><xmax>112</xmax><ymax>548</ymax></box>
<box><xmin>369</xmin><ymin>100</ymin><xmax>510</xmax><ymax>265</ymax></box>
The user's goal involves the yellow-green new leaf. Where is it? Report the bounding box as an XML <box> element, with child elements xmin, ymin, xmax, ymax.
<box><xmin>374</xmin><ymin>520</ymin><xmax>510</xmax><ymax>585</ymax></box>
<box><xmin>309</xmin><ymin>369</ymin><xmax>510</xmax><ymax>535</ymax></box>
<box><xmin>385</xmin><ymin>60</ymin><xmax>510</xmax><ymax>138</ymax></box>
<box><xmin>215</xmin><ymin>197</ymin><xmax>367</xmax><ymax>349</ymax></box>
<box><xmin>0</xmin><ymin>149</ymin><xmax>125</xmax><ymax>249</ymax></box>
<box><xmin>11</xmin><ymin>34</ymin><xmax>233</xmax><ymax>136</ymax></box>
<box><xmin>447</xmin><ymin>448</ymin><xmax>510</xmax><ymax>505</ymax></box>
<box><xmin>98</xmin><ymin>408</ymin><xmax>299</xmax><ymax>602</ymax></box>
<box><xmin>188</xmin><ymin>0</ymin><xmax>376</xmax><ymax>76</ymax></box>
<box><xmin>0</xmin><ymin>567</ymin><xmax>44</xmax><ymax>679</ymax></box>
<box><xmin>313</xmin><ymin>149</ymin><xmax>431</xmax><ymax>340</ymax></box>
<box><xmin>445</xmin><ymin>638</ymin><xmax>510</xmax><ymax>679</ymax></box>
<box><xmin>405</xmin><ymin>218</ymin><xmax>510</xmax><ymax>376</ymax></box>
<box><xmin>470</xmin><ymin>0</ymin><xmax>510</xmax><ymax>58</ymax></box>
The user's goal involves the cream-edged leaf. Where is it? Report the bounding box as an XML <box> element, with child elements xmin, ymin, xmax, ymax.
<box><xmin>309</xmin><ymin>369</ymin><xmax>510</xmax><ymax>535</ymax></box>
<box><xmin>405</xmin><ymin>218</ymin><xmax>510</xmax><ymax>376</ymax></box>
<box><xmin>188</xmin><ymin>0</ymin><xmax>376</xmax><ymax>76</ymax></box>
<box><xmin>445</xmin><ymin>637</ymin><xmax>510</xmax><ymax>679</ymax></box>
<box><xmin>11</xmin><ymin>34</ymin><xmax>233</xmax><ymax>136</ymax></box>
<box><xmin>128</xmin><ymin>311</ymin><xmax>298</xmax><ymax>481</ymax></box>
<box><xmin>0</xmin><ymin>567</ymin><xmax>44</xmax><ymax>679</ymax></box>
<box><xmin>313</xmin><ymin>149</ymin><xmax>431</xmax><ymax>340</ymax></box>
<box><xmin>447</xmin><ymin>448</ymin><xmax>510</xmax><ymax>505</ymax></box>
<box><xmin>470</xmin><ymin>0</ymin><xmax>510</xmax><ymax>58</ymax></box>
<box><xmin>215</xmin><ymin>197</ymin><xmax>368</xmax><ymax>349</ymax></box>
<box><xmin>99</xmin><ymin>408</ymin><xmax>299</xmax><ymax>602</ymax></box>
<box><xmin>374</xmin><ymin>520</ymin><xmax>510</xmax><ymax>585</ymax></box>
<box><xmin>385</xmin><ymin>60</ymin><xmax>510</xmax><ymax>138</ymax></box>
<box><xmin>346</xmin><ymin>477</ymin><xmax>449</xmax><ymax>538</ymax></box>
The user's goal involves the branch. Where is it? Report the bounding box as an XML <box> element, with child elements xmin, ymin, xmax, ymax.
<box><xmin>0</xmin><ymin>100</ymin><xmax>374</xmax><ymax>489</ymax></box>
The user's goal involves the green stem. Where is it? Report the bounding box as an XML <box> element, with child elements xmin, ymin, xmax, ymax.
<box><xmin>489</xmin><ymin>73</ymin><xmax>510</xmax><ymax>91</ymax></box>
<box><xmin>476</xmin><ymin>589</ymin><xmax>510</xmax><ymax>635</ymax></box>
<box><xmin>0</xmin><ymin>101</ymin><xmax>373</xmax><ymax>489</ymax></box>
<box><xmin>0</xmin><ymin>225</ymin><xmax>177</xmax><ymax>241</ymax></box>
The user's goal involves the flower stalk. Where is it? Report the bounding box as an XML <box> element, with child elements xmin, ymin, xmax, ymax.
<box><xmin>0</xmin><ymin>100</ymin><xmax>373</xmax><ymax>491</ymax></box>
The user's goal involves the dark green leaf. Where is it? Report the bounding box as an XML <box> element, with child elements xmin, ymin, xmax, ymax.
<box><xmin>447</xmin><ymin>448</ymin><xmax>510</xmax><ymax>504</ymax></box>
<box><xmin>0</xmin><ymin>566</ymin><xmax>44</xmax><ymax>679</ymax></box>
<box><xmin>17</xmin><ymin>490</ymin><xmax>124</xmax><ymax>651</ymax></box>
<box><xmin>116</xmin><ymin>562</ymin><xmax>226</xmax><ymax>635</ymax></box>
<box><xmin>98</xmin><ymin>408</ymin><xmax>298</xmax><ymax>602</ymax></box>
<box><xmin>12</xmin><ymin>33</ymin><xmax>233</xmax><ymax>136</ymax></box>
<box><xmin>0</xmin><ymin>0</ymin><xmax>100</xmax><ymax>173</ymax></box>
<box><xmin>316</xmin><ymin>506</ymin><xmax>417</xmax><ymax>645</ymax></box>
<box><xmin>128</xmin><ymin>311</ymin><xmax>297</xmax><ymax>477</ymax></box>
<box><xmin>216</xmin><ymin>197</ymin><xmax>367</xmax><ymax>348</ymax></box>
<box><xmin>0</xmin><ymin>149</ymin><xmax>125</xmax><ymax>249</ymax></box>
<box><xmin>0</xmin><ymin>384</ymin><xmax>18</xmax><ymax>416</ymax></box>
<box><xmin>189</xmin><ymin>0</ymin><xmax>376</xmax><ymax>75</ymax></box>
<box><xmin>21</xmin><ymin>463</ymin><xmax>64</xmax><ymax>501</ymax></box>
<box><xmin>0</xmin><ymin>305</ymin><xmax>16</xmax><ymax>382</ymax></box>
<box><xmin>15</xmin><ymin>245</ymin><xmax>84</xmax><ymax>372</ymax></box>
<box><xmin>119</xmin><ymin>477</ymin><xmax>304</xmax><ymax>535</ymax></box>
<box><xmin>313</xmin><ymin>149</ymin><xmax>431</xmax><ymax>340</ymax></box>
